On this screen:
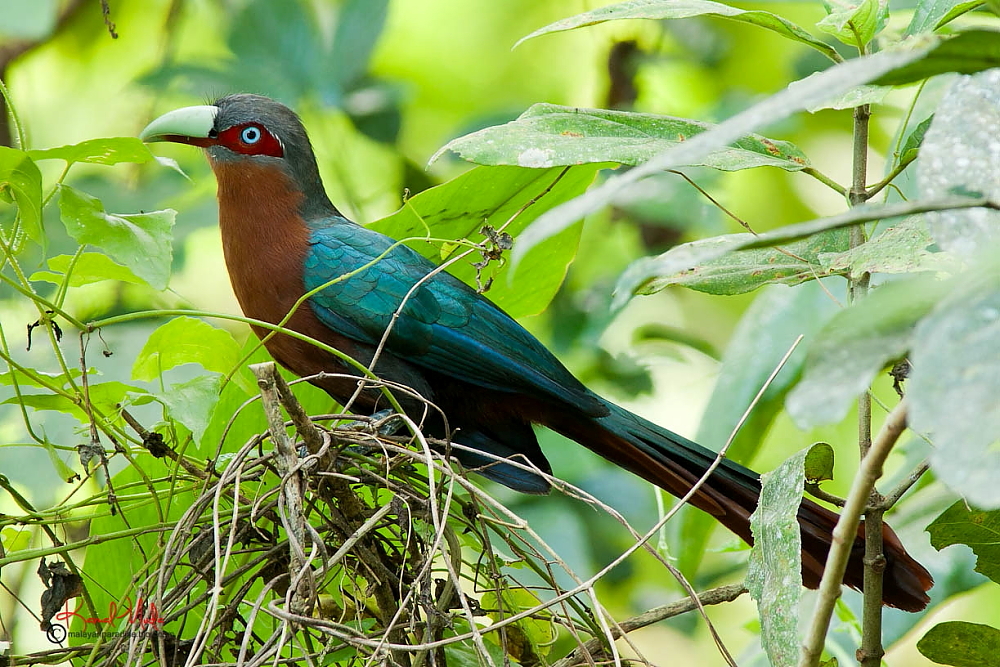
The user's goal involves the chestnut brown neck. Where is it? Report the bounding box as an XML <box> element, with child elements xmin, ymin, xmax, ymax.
<box><xmin>211</xmin><ymin>159</ymin><xmax>312</xmax><ymax>328</ymax></box>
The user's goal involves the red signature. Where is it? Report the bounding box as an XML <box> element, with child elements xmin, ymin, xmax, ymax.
<box><xmin>55</xmin><ymin>596</ymin><xmax>165</xmax><ymax>628</ymax></box>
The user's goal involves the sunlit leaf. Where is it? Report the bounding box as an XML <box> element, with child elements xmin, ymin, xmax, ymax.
<box><xmin>874</xmin><ymin>30</ymin><xmax>1000</xmax><ymax>86</ymax></box>
<box><xmin>370</xmin><ymin>165</ymin><xmax>599</xmax><ymax>317</ymax></box>
<box><xmin>816</xmin><ymin>0</ymin><xmax>888</xmax><ymax>47</ymax></box>
<box><xmin>0</xmin><ymin>146</ymin><xmax>43</xmax><ymax>249</ymax></box>
<box><xmin>905</xmin><ymin>0</ymin><xmax>984</xmax><ymax>36</ymax></box>
<box><xmin>436</xmin><ymin>104</ymin><xmax>809</xmax><ymax>172</ymax></box>
<box><xmin>132</xmin><ymin>317</ymin><xmax>244</xmax><ymax>382</ymax></box>
<box><xmin>817</xmin><ymin>218</ymin><xmax>954</xmax><ymax>275</ymax></box>
<box><xmin>30</xmin><ymin>252</ymin><xmax>145</xmax><ymax>287</ymax></box>
<box><xmin>28</xmin><ymin>137</ymin><xmax>153</xmax><ymax>166</ymax></box>
<box><xmin>518</xmin><ymin>0</ymin><xmax>840</xmax><ymax>62</ymax></box>
<box><xmin>58</xmin><ymin>185</ymin><xmax>175</xmax><ymax>290</ymax></box>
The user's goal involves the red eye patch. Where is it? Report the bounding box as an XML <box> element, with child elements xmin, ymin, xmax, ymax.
<box><xmin>216</xmin><ymin>123</ymin><xmax>284</xmax><ymax>158</ymax></box>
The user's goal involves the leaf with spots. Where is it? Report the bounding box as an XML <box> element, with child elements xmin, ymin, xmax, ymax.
<box><xmin>435</xmin><ymin>104</ymin><xmax>810</xmax><ymax>172</ymax></box>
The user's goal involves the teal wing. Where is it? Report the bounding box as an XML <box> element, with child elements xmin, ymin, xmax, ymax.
<box><xmin>303</xmin><ymin>219</ymin><xmax>603</xmax><ymax>415</ymax></box>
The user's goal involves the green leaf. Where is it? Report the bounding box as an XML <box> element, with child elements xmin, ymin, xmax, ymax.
<box><xmin>918</xmin><ymin>621</ymin><xmax>1000</xmax><ymax>667</ymax></box>
<box><xmin>787</xmin><ymin>275</ymin><xmax>951</xmax><ymax>427</ymax></box>
<box><xmin>917</xmin><ymin>69</ymin><xmax>1000</xmax><ymax>256</ymax></box>
<box><xmin>817</xmin><ymin>218</ymin><xmax>953</xmax><ymax>275</ymax></box>
<box><xmin>928</xmin><ymin>501</ymin><xmax>1000</xmax><ymax>584</ymax></box>
<box><xmin>804</xmin><ymin>442</ymin><xmax>835</xmax><ymax>483</ymax></box>
<box><xmin>679</xmin><ymin>282</ymin><xmax>836</xmax><ymax>578</ymax></box>
<box><xmin>513</xmin><ymin>37</ymin><xmax>954</xmax><ymax>268</ymax></box>
<box><xmin>629</xmin><ymin>228</ymin><xmax>848</xmax><ymax>297</ymax></box>
<box><xmin>132</xmin><ymin>316</ymin><xmax>244</xmax><ymax>382</ymax></box>
<box><xmin>58</xmin><ymin>185</ymin><xmax>175</xmax><ymax>290</ymax></box>
<box><xmin>748</xmin><ymin>448</ymin><xmax>807</xmax><ymax>667</ymax></box>
<box><xmin>27</xmin><ymin>137</ymin><xmax>154</xmax><ymax>166</ymax></box>
<box><xmin>905</xmin><ymin>0</ymin><xmax>984</xmax><ymax>36</ymax></box>
<box><xmin>518</xmin><ymin>0</ymin><xmax>841</xmax><ymax>63</ymax></box>
<box><xmin>1</xmin><ymin>526</ymin><xmax>32</xmax><ymax>552</ymax></box>
<box><xmin>0</xmin><ymin>145</ymin><xmax>43</xmax><ymax>249</ymax></box>
<box><xmin>30</xmin><ymin>252</ymin><xmax>145</xmax><ymax>287</ymax></box>
<box><xmin>148</xmin><ymin>375</ymin><xmax>222</xmax><ymax>444</ymax></box>
<box><xmin>435</xmin><ymin>104</ymin><xmax>810</xmax><ymax>172</ymax></box>
<box><xmin>816</xmin><ymin>0</ymin><xmax>888</xmax><ymax>47</ymax></box>
<box><xmin>911</xmin><ymin>261</ymin><xmax>1000</xmax><ymax>508</ymax></box>
<box><xmin>370</xmin><ymin>165</ymin><xmax>599</xmax><ymax>318</ymax></box>
<box><xmin>899</xmin><ymin>115</ymin><xmax>934</xmax><ymax>164</ymax></box>
<box><xmin>874</xmin><ymin>30</ymin><xmax>1000</xmax><ymax>86</ymax></box>
<box><xmin>4</xmin><ymin>381</ymin><xmax>139</xmax><ymax>422</ymax></box>
<box><xmin>798</xmin><ymin>82</ymin><xmax>890</xmax><ymax>113</ymax></box>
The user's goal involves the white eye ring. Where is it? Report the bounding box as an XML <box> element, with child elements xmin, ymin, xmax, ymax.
<box><xmin>241</xmin><ymin>126</ymin><xmax>262</xmax><ymax>144</ymax></box>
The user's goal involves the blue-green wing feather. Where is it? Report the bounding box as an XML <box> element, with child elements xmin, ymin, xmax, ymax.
<box><xmin>304</xmin><ymin>220</ymin><xmax>602</xmax><ymax>414</ymax></box>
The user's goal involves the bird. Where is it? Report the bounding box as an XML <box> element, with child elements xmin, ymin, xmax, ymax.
<box><xmin>140</xmin><ymin>93</ymin><xmax>932</xmax><ymax>611</ymax></box>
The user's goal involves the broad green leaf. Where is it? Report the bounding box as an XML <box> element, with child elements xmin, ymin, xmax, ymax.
<box><xmin>874</xmin><ymin>30</ymin><xmax>1000</xmax><ymax>86</ymax></box>
<box><xmin>27</xmin><ymin>137</ymin><xmax>153</xmax><ymax>166</ymax></box>
<box><xmin>817</xmin><ymin>0</ymin><xmax>888</xmax><ymax>46</ymax></box>
<box><xmin>370</xmin><ymin>165</ymin><xmax>599</xmax><ymax>318</ymax></box>
<box><xmin>817</xmin><ymin>218</ymin><xmax>954</xmax><ymax>275</ymax></box>
<box><xmin>517</xmin><ymin>0</ymin><xmax>841</xmax><ymax>63</ymax></box>
<box><xmin>918</xmin><ymin>621</ymin><xmax>1000</xmax><ymax>667</ymax></box>
<box><xmin>905</xmin><ymin>0</ymin><xmax>984</xmax><ymax>36</ymax></box>
<box><xmin>911</xmin><ymin>261</ymin><xmax>1000</xmax><ymax>507</ymax></box>
<box><xmin>514</xmin><ymin>36</ymin><xmax>954</xmax><ymax>268</ymax></box>
<box><xmin>0</xmin><ymin>368</ymin><xmax>81</xmax><ymax>389</ymax></box>
<box><xmin>435</xmin><ymin>104</ymin><xmax>809</xmax><ymax>172</ymax></box>
<box><xmin>148</xmin><ymin>375</ymin><xmax>222</xmax><ymax>444</ymax></box>
<box><xmin>480</xmin><ymin>589</ymin><xmax>553</xmax><ymax>659</ymax></box>
<box><xmin>628</xmin><ymin>228</ymin><xmax>848</xmax><ymax>297</ymax></box>
<box><xmin>804</xmin><ymin>442</ymin><xmax>835</xmax><ymax>482</ymax></box>
<box><xmin>927</xmin><ymin>501</ymin><xmax>1000</xmax><ymax>584</ymax></box>
<box><xmin>58</xmin><ymin>185</ymin><xmax>175</xmax><ymax>290</ymax></box>
<box><xmin>748</xmin><ymin>448</ymin><xmax>807</xmax><ymax>667</ymax></box>
<box><xmin>0</xmin><ymin>145</ymin><xmax>43</xmax><ymax>248</ymax></box>
<box><xmin>917</xmin><ymin>69</ymin><xmax>1000</xmax><ymax>256</ymax></box>
<box><xmin>132</xmin><ymin>316</ymin><xmax>243</xmax><ymax>383</ymax></box>
<box><xmin>679</xmin><ymin>282</ymin><xmax>836</xmax><ymax>578</ymax></box>
<box><xmin>787</xmin><ymin>275</ymin><xmax>951</xmax><ymax>427</ymax></box>
<box><xmin>30</xmin><ymin>252</ymin><xmax>145</xmax><ymax>287</ymax></box>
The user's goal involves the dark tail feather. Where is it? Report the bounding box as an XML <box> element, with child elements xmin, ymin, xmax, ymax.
<box><xmin>549</xmin><ymin>401</ymin><xmax>933</xmax><ymax>611</ymax></box>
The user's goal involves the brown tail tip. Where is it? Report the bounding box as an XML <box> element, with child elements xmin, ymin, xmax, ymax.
<box><xmin>800</xmin><ymin>499</ymin><xmax>933</xmax><ymax>612</ymax></box>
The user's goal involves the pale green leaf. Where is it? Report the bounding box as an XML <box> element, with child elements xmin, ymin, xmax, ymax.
<box><xmin>58</xmin><ymin>185</ymin><xmax>175</xmax><ymax>290</ymax></box>
<box><xmin>132</xmin><ymin>317</ymin><xmax>243</xmax><ymax>382</ymax></box>
<box><xmin>30</xmin><ymin>252</ymin><xmax>145</xmax><ymax>287</ymax></box>
<box><xmin>28</xmin><ymin>137</ymin><xmax>153</xmax><ymax>166</ymax></box>
<box><xmin>748</xmin><ymin>448</ymin><xmax>807</xmax><ymax>667</ymax></box>
<box><xmin>436</xmin><ymin>104</ymin><xmax>809</xmax><ymax>172</ymax></box>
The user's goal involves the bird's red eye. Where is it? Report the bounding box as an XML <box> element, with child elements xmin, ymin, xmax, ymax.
<box><xmin>217</xmin><ymin>123</ymin><xmax>283</xmax><ymax>158</ymax></box>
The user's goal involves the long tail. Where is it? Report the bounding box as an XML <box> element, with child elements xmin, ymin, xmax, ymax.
<box><xmin>549</xmin><ymin>400</ymin><xmax>932</xmax><ymax>612</ymax></box>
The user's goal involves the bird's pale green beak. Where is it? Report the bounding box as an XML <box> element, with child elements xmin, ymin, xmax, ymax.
<box><xmin>139</xmin><ymin>105</ymin><xmax>219</xmax><ymax>145</ymax></box>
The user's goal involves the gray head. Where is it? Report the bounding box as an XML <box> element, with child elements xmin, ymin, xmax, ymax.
<box><xmin>141</xmin><ymin>93</ymin><xmax>339</xmax><ymax>219</ymax></box>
